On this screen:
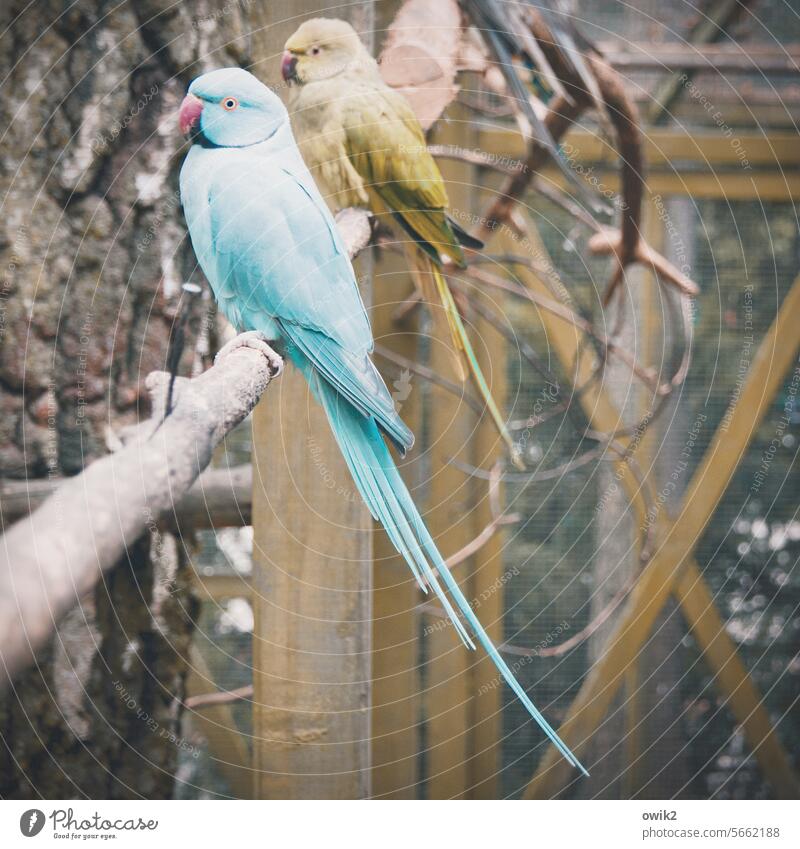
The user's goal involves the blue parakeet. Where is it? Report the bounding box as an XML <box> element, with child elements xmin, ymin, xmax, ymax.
<box><xmin>178</xmin><ymin>67</ymin><xmax>587</xmax><ymax>776</ymax></box>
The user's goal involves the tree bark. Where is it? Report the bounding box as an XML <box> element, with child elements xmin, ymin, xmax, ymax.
<box><xmin>0</xmin><ymin>0</ymin><xmax>253</xmax><ymax>798</ymax></box>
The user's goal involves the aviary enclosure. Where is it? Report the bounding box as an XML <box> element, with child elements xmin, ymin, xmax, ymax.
<box><xmin>0</xmin><ymin>0</ymin><xmax>798</xmax><ymax>804</ymax></box>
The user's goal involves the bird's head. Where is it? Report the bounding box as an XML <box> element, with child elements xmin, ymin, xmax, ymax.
<box><xmin>281</xmin><ymin>18</ymin><xmax>371</xmax><ymax>85</ymax></box>
<box><xmin>179</xmin><ymin>67</ymin><xmax>287</xmax><ymax>147</ymax></box>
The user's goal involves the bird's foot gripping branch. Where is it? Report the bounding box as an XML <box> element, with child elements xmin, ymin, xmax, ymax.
<box><xmin>214</xmin><ymin>330</ymin><xmax>285</xmax><ymax>376</ymax></box>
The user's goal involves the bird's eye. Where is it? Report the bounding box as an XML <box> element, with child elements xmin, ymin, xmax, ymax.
<box><xmin>222</xmin><ymin>97</ymin><xmax>238</xmax><ymax>111</ymax></box>
<box><xmin>310</xmin><ymin>46</ymin><xmax>321</xmax><ymax>56</ymax></box>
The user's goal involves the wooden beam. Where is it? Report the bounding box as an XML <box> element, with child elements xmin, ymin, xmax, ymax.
<box><xmin>467</xmin><ymin>273</ymin><xmax>509</xmax><ymax>799</ymax></box>
<box><xmin>674</xmin><ymin>560</ymin><xmax>800</xmax><ymax>798</ymax></box>
<box><xmin>597</xmin><ymin>41</ymin><xmax>800</xmax><ymax>74</ymax></box>
<box><xmin>523</xmin><ymin>275</ymin><xmax>800</xmax><ymax>798</ymax></box>
<box><xmin>478</xmin><ymin>172</ymin><xmax>800</xmax><ymax>207</ymax></box>
<box><xmin>249</xmin><ymin>0</ymin><xmax>373</xmax><ymax>800</ymax></box>
<box><xmin>423</xmin><ymin>116</ymin><xmax>478</xmax><ymax>800</ymax></box>
<box><xmin>648</xmin><ymin>0</ymin><xmax>753</xmax><ymax>125</ymax></box>
<box><xmin>657</xmin><ymin>101</ymin><xmax>800</xmax><ymax>130</ymax></box>
<box><xmin>477</xmin><ymin>128</ymin><xmax>800</xmax><ymax>169</ymax></box>
<box><xmin>626</xmin><ymin>172</ymin><xmax>800</xmax><ymax>202</ymax></box>
<box><xmin>476</xmin><ymin>128</ymin><xmax>800</xmax><ymax>201</ymax></box>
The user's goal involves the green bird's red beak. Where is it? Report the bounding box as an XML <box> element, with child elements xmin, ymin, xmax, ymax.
<box><xmin>281</xmin><ymin>51</ymin><xmax>298</xmax><ymax>83</ymax></box>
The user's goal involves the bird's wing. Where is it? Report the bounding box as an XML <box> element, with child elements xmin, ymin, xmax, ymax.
<box><xmin>207</xmin><ymin>155</ymin><xmax>370</xmax><ymax>349</ymax></box>
<box><xmin>342</xmin><ymin>86</ymin><xmax>464</xmax><ymax>265</ymax></box>
<box><xmin>207</xmin><ymin>155</ymin><xmax>412</xmax><ymax>451</ymax></box>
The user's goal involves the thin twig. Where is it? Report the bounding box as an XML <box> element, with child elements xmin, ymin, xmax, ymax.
<box><xmin>444</xmin><ymin>512</ymin><xmax>520</xmax><ymax>570</ymax></box>
<box><xmin>373</xmin><ymin>344</ymin><xmax>483</xmax><ymax>416</ymax></box>
<box><xmin>184</xmin><ymin>684</ymin><xmax>253</xmax><ymax>710</ymax></box>
<box><xmin>460</xmin><ymin>265</ymin><xmax>666</xmax><ymax>394</ymax></box>
<box><xmin>448</xmin><ymin>447</ymin><xmax>603</xmax><ymax>484</ymax></box>
<box><xmin>504</xmin><ymin>573</ymin><xmax>638</xmax><ymax>658</ymax></box>
<box><xmin>428</xmin><ymin>143</ymin><xmax>523</xmax><ymax>175</ymax></box>
<box><xmin>423</xmin><ymin>447</ymin><xmax>649</xmax><ymax>661</ymax></box>
<box><xmin>454</xmin><ymin>283</ymin><xmax>595</xmax><ymax>438</ymax></box>
<box><xmin>433</xmin><ymin>462</ymin><xmax>520</xmax><ymax>574</ymax></box>
<box><xmin>420</xmin><ymin>569</ymin><xmax>637</xmax><ymax>660</ymax></box>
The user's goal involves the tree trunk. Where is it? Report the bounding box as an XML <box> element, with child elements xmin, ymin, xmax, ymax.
<box><xmin>0</xmin><ymin>0</ymin><xmax>249</xmax><ymax>797</ymax></box>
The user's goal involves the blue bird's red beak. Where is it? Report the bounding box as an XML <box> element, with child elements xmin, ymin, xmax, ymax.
<box><xmin>281</xmin><ymin>51</ymin><xmax>298</xmax><ymax>83</ymax></box>
<box><xmin>179</xmin><ymin>94</ymin><xmax>203</xmax><ymax>135</ymax></box>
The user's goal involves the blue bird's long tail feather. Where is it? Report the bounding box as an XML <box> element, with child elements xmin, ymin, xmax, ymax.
<box><xmin>316</xmin><ymin>377</ymin><xmax>589</xmax><ymax>777</ymax></box>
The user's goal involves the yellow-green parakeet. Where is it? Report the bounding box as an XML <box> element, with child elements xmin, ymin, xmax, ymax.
<box><xmin>282</xmin><ymin>17</ymin><xmax>519</xmax><ymax>465</ymax></box>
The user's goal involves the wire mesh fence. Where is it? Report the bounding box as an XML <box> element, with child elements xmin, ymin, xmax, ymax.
<box><xmin>499</xmin><ymin>195</ymin><xmax>799</xmax><ymax>798</ymax></box>
<box><xmin>172</xmin><ymin>0</ymin><xmax>800</xmax><ymax>801</ymax></box>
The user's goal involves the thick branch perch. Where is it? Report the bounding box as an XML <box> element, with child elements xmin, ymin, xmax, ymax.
<box><xmin>0</xmin><ymin>347</ymin><xmax>279</xmax><ymax>690</ymax></box>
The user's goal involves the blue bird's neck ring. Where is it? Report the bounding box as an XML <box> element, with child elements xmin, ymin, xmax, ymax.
<box><xmin>191</xmin><ymin>128</ymin><xmax>221</xmax><ymax>149</ymax></box>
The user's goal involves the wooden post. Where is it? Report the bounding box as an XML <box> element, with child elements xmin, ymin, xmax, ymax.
<box><xmin>468</xmin><ymin>204</ymin><xmax>509</xmax><ymax>799</ymax></box>
<box><xmin>585</xmin><ymin>257</ymin><xmax>648</xmax><ymax>798</ymax></box>
<box><xmin>621</xmin><ymin>196</ymin><xmax>662</xmax><ymax>799</ymax></box>
<box><xmin>370</xmin><ymin>249</ymin><xmax>422</xmax><ymax>798</ymax></box>
<box><xmin>466</xmin><ymin>326</ymin><xmax>507</xmax><ymax>798</ymax></box>
<box><xmin>647</xmin><ymin>0</ymin><xmax>750</xmax><ymax>125</ymax></box>
<box><xmin>626</xmin><ymin>197</ymin><xmax>692</xmax><ymax>799</ymax></box>
<box><xmin>423</xmin><ymin>116</ymin><xmax>479</xmax><ymax>799</ymax></box>
<box><xmin>249</xmin><ymin>0</ymin><xmax>374</xmax><ymax>800</ymax></box>
<box><xmin>369</xmin><ymin>0</ymin><xmax>421</xmax><ymax>800</ymax></box>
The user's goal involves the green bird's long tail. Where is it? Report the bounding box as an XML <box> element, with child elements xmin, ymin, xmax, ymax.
<box><xmin>315</xmin><ymin>375</ymin><xmax>588</xmax><ymax>777</ymax></box>
<box><xmin>412</xmin><ymin>250</ymin><xmax>523</xmax><ymax>470</ymax></box>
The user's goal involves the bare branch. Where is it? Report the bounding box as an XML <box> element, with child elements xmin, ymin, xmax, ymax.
<box><xmin>0</xmin><ymin>344</ymin><xmax>279</xmax><ymax>690</ymax></box>
<box><xmin>422</xmin><ymin>445</ymin><xmax>644</xmax><ymax>665</ymax></box>
<box><xmin>184</xmin><ymin>684</ymin><xmax>254</xmax><ymax>710</ymax></box>
<box><xmin>459</xmin><ymin>265</ymin><xmax>666</xmax><ymax>393</ymax></box>
<box><xmin>443</xmin><ymin>462</ymin><xmax>521</xmax><ymax>570</ymax></box>
<box><xmin>373</xmin><ymin>344</ymin><xmax>484</xmax><ymax>416</ymax></box>
<box><xmin>1</xmin><ymin>464</ymin><xmax>253</xmax><ymax>530</ymax></box>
